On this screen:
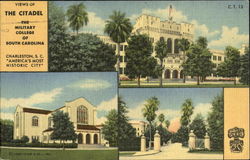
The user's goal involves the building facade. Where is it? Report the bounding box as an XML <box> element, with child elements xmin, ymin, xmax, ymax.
<box><xmin>99</xmin><ymin>14</ymin><xmax>248</xmax><ymax>80</ymax></box>
<box><xmin>129</xmin><ymin>120</ymin><xmax>147</xmax><ymax>137</ymax></box>
<box><xmin>14</xmin><ymin>97</ymin><xmax>107</xmax><ymax>145</ymax></box>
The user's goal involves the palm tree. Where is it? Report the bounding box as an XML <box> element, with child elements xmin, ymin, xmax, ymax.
<box><xmin>178</xmin><ymin>38</ymin><xmax>190</xmax><ymax>83</ymax></box>
<box><xmin>165</xmin><ymin>119</ymin><xmax>170</xmax><ymax>129</ymax></box>
<box><xmin>104</xmin><ymin>11</ymin><xmax>133</xmax><ymax>75</ymax></box>
<box><xmin>180</xmin><ymin>99</ymin><xmax>194</xmax><ymax>127</ymax></box>
<box><xmin>155</xmin><ymin>38</ymin><xmax>169</xmax><ymax>87</ymax></box>
<box><xmin>142</xmin><ymin>96</ymin><xmax>160</xmax><ymax>150</ymax></box>
<box><xmin>66</xmin><ymin>3</ymin><xmax>89</xmax><ymax>35</ymax></box>
<box><xmin>158</xmin><ymin>113</ymin><xmax>165</xmax><ymax>125</ymax></box>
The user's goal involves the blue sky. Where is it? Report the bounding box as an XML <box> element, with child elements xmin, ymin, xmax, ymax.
<box><xmin>54</xmin><ymin>0</ymin><xmax>249</xmax><ymax>50</ymax></box>
<box><xmin>0</xmin><ymin>72</ymin><xmax>117</xmax><ymax>124</ymax></box>
<box><xmin>120</xmin><ymin>88</ymin><xmax>222</xmax><ymax>131</ymax></box>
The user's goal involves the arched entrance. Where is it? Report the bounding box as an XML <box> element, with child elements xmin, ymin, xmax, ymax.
<box><xmin>165</xmin><ymin>69</ymin><xmax>171</xmax><ymax>79</ymax></box>
<box><xmin>86</xmin><ymin>134</ymin><xmax>90</xmax><ymax>144</ymax></box>
<box><xmin>94</xmin><ymin>134</ymin><xmax>98</xmax><ymax>144</ymax></box>
<box><xmin>180</xmin><ymin>70</ymin><xmax>184</xmax><ymax>79</ymax></box>
<box><xmin>78</xmin><ymin>133</ymin><xmax>83</xmax><ymax>144</ymax></box>
<box><xmin>172</xmin><ymin>70</ymin><xmax>178</xmax><ymax>79</ymax></box>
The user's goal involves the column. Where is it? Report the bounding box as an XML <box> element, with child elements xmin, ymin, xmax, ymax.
<box><xmin>188</xmin><ymin>130</ymin><xmax>196</xmax><ymax>150</ymax></box>
<box><xmin>141</xmin><ymin>134</ymin><xmax>146</xmax><ymax>152</ymax></box>
<box><xmin>90</xmin><ymin>133</ymin><xmax>93</xmax><ymax>144</ymax></box>
<box><xmin>82</xmin><ymin>133</ymin><xmax>85</xmax><ymax>144</ymax></box>
<box><xmin>170</xmin><ymin>70</ymin><xmax>173</xmax><ymax>79</ymax></box>
<box><xmin>171</xmin><ymin>38</ymin><xmax>174</xmax><ymax>54</ymax></box>
<box><xmin>204</xmin><ymin>133</ymin><xmax>210</xmax><ymax>150</ymax></box>
<box><xmin>154</xmin><ymin>130</ymin><xmax>161</xmax><ymax>152</ymax></box>
<box><xmin>178</xmin><ymin>70</ymin><xmax>180</xmax><ymax>79</ymax></box>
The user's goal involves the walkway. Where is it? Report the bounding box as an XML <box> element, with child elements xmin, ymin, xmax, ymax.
<box><xmin>120</xmin><ymin>143</ymin><xmax>223</xmax><ymax>160</ymax></box>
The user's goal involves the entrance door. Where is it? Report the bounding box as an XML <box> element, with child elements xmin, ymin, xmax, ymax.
<box><xmin>78</xmin><ymin>133</ymin><xmax>83</xmax><ymax>144</ymax></box>
<box><xmin>165</xmin><ymin>69</ymin><xmax>170</xmax><ymax>79</ymax></box>
<box><xmin>86</xmin><ymin>134</ymin><xmax>90</xmax><ymax>144</ymax></box>
<box><xmin>94</xmin><ymin>134</ymin><xmax>98</xmax><ymax>144</ymax></box>
<box><xmin>172</xmin><ymin>70</ymin><xmax>178</xmax><ymax>79</ymax></box>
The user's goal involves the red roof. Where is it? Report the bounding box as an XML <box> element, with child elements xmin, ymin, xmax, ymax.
<box><xmin>77</xmin><ymin>125</ymin><xmax>100</xmax><ymax>131</ymax></box>
<box><xmin>23</xmin><ymin>108</ymin><xmax>52</xmax><ymax>114</ymax></box>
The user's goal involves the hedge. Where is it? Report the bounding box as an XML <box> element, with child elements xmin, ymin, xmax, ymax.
<box><xmin>1</xmin><ymin>142</ymin><xmax>77</xmax><ymax>148</ymax></box>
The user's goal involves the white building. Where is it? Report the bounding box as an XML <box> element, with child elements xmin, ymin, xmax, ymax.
<box><xmin>99</xmin><ymin>13</ymin><xmax>248</xmax><ymax>80</ymax></box>
<box><xmin>14</xmin><ymin>97</ymin><xmax>107</xmax><ymax>145</ymax></box>
<box><xmin>129</xmin><ymin>120</ymin><xmax>147</xmax><ymax>137</ymax></box>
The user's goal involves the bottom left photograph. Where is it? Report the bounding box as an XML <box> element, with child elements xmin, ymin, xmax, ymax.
<box><xmin>0</xmin><ymin>72</ymin><xmax>118</xmax><ymax>160</ymax></box>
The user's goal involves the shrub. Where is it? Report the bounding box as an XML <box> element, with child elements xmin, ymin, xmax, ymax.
<box><xmin>32</xmin><ymin>138</ymin><xmax>40</xmax><ymax>144</ymax></box>
<box><xmin>20</xmin><ymin>136</ymin><xmax>29</xmax><ymax>143</ymax></box>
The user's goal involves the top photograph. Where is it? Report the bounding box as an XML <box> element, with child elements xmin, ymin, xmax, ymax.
<box><xmin>48</xmin><ymin>1</ymin><xmax>249</xmax><ymax>88</ymax></box>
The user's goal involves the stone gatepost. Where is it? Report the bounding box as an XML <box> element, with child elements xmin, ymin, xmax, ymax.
<box><xmin>154</xmin><ymin>130</ymin><xmax>161</xmax><ymax>152</ymax></box>
<box><xmin>141</xmin><ymin>134</ymin><xmax>146</xmax><ymax>152</ymax></box>
<box><xmin>188</xmin><ymin>130</ymin><xmax>196</xmax><ymax>150</ymax></box>
<box><xmin>204</xmin><ymin>132</ymin><xmax>210</xmax><ymax>150</ymax></box>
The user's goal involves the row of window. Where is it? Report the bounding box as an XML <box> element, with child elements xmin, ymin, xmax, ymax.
<box><xmin>16</xmin><ymin>105</ymin><xmax>89</xmax><ymax>128</ymax></box>
<box><xmin>212</xmin><ymin>55</ymin><xmax>224</xmax><ymax>61</ymax></box>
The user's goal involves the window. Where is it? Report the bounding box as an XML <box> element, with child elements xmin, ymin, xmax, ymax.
<box><xmin>32</xmin><ymin>116</ymin><xmax>38</xmax><ymax>126</ymax></box>
<box><xmin>48</xmin><ymin>117</ymin><xmax>52</xmax><ymax>128</ymax></box>
<box><xmin>77</xmin><ymin>106</ymin><xmax>88</xmax><ymax>124</ymax></box>
<box><xmin>120</xmin><ymin>45</ymin><xmax>123</xmax><ymax>51</ymax></box>
<box><xmin>16</xmin><ymin>113</ymin><xmax>19</xmax><ymax>128</ymax></box>
<box><xmin>218</xmin><ymin>56</ymin><xmax>222</xmax><ymax>61</ymax></box>
<box><xmin>213</xmin><ymin>56</ymin><xmax>217</xmax><ymax>61</ymax></box>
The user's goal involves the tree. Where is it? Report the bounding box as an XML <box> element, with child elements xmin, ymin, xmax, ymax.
<box><xmin>102</xmin><ymin>109</ymin><xmax>118</xmax><ymax>147</ymax></box>
<box><xmin>239</xmin><ymin>47</ymin><xmax>249</xmax><ymax>85</ymax></box>
<box><xmin>48</xmin><ymin>2</ymin><xmax>72</xmax><ymax>71</ymax></box>
<box><xmin>180</xmin><ymin>99</ymin><xmax>194</xmax><ymax>127</ymax></box>
<box><xmin>64</xmin><ymin>33</ymin><xmax>116</xmax><ymax>71</ymax></box>
<box><xmin>207</xmin><ymin>93</ymin><xmax>224</xmax><ymax>151</ymax></box>
<box><xmin>126</xmin><ymin>34</ymin><xmax>158</xmax><ymax>87</ymax></box>
<box><xmin>189</xmin><ymin>114</ymin><xmax>206</xmax><ymax>138</ymax></box>
<box><xmin>158</xmin><ymin>113</ymin><xmax>165</xmax><ymax>125</ymax></box>
<box><xmin>155</xmin><ymin>38</ymin><xmax>169</xmax><ymax>87</ymax></box>
<box><xmin>66</xmin><ymin>3</ymin><xmax>88</xmax><ymax>35</ymax></box>
<box><xmin>165</xmin><ymin>119</ymin><xmax>170</xmax><ymax>129</ymax></box>
<box><xmin>104</xmin><ymin>11</ymin><xmax>133</xmax><ymax>75</ymax></box>
<box><xmin>217</xmin><ymin>46</ymin><xmax>241</xmax><ymax>85</ymax></box>
<box><xmin>183</xmin><ymin>37</ymin><xmax>213</xmax><ymax>85</ymax></box>
<box><xmin>0</xmin><ymin>119</ymin><xmax>13</xmax><ymax>143</ymax></box>
<box><xmin>178</xmin><ymin>38</ymin><xmax>190</xmax><ymax>83</ymax></box>
<box><xmin>142</xmin><ymin>96</ymin><xmax>160</xmax><ymax>149</ymax></box>
<box><xmin>51</xmin><ymin>111</ymin><xmax>77</xmax><ymax>148</ymax></box>
<box><xmin>118</xmin><ymin>97</ymin><xmax>139</xmax><ymax>150</ymax></box>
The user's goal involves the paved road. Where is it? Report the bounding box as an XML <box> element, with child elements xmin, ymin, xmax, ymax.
<box><xmin>120</xmin><ymin>143</ymin><xmax>223</xmax><ymax>160</ymax></box>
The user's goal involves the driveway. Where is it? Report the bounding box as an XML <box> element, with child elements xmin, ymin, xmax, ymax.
<box><xmin>120</xmin><ymin>143</ymin><xmax>223</xmax><ymax>160</ymax></box>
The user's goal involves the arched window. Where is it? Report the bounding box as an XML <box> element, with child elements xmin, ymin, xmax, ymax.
<box><xmin>167</xmin><ymin>38</ymin><xmax>172</xmax><ymax>53</ymax></box>
<box><xmin>32</xmin><ymin>116</ymin><xmax>39</xmax><ymax>126</ymax></box>
<box><xmin>77</xmin><ymin>106</ymin><xmax>88</xmax><ymax>124</ymax></box>
<box><xmin>48</xmin><ymin>117</ymin><xmax>52</xmax><ymax>128</ymax></box>
<box><xmin>16</xmin><ymin>113</ymin><xmax>19</xmax><ymax>128</ymax></box>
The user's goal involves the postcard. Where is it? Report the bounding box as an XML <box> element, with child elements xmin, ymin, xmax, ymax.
<box><xmin>0</xmin><ymin>1</ymin><xmax>249</xmax><ymax>160</ymax></box>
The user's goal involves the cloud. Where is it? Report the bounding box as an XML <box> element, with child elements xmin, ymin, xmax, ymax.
<box><xmin>79</xmin><ymin>11</ymin><xmax>105</xmax><ymax>35</ymax></box>
<box><xmin>0</xmin><ymin>112</ymin><xmax>14</xmax><ymax>121</ymax></box>
<box><xmin>191</xmin><ymin>20</ymin><xmax>220</xmax><ymax>38</ymax></box>
<box><xmin>168</xmin><ymin>117</ymin><xmax>181</xmax><ymax>133</ymax></box>
<box><xmin>96</xmin><ymin>95</ymin><xmax>118</xmax><ymax>111</ymax></box>
<box><xmin>209</xmin><ymin>26</ymin><xmax>249</xmax><ymax>49</ymax></box>
<box><xmin>70</xmin><ymin>79</ymin><xmax>112</xmax><ymax>90</ymax></box>
<box><xmin>95</xmin><ymin>116</ymin><xmax>107</xmax><ymax>125</ymax></box>
<box><xmin>0</xmin><ymin>88</ymin><xmax>63</xmax><ymax>109</ymax></box>
<box><xmin>191</xmin><ymin>103</ymin><xmax>212</xmax><ymax>120</ymax></box>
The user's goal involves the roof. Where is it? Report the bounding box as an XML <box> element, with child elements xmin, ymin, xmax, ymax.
<box><xmin>77</xmin><ymin>125</ymin><xmax>100</xmax><ymax>131</ymax></box>
<box><xmin>23</xmin><ymin>108</ymin><xmax>52</xmax><ymax>114</ymax></box>
<box><xmin>43</xmin><ymin>128</ymin><xmax>53</xmax><ymax>132</ymax></box>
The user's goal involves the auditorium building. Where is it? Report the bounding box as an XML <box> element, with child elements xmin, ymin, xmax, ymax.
<box><xmin>13</xmin><ymin>97</ymin><xmax>107</xmax><ymax>145</ymax></box>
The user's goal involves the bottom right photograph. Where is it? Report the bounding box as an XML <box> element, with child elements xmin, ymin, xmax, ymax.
<box><xmin>118</xmin><ymin>88</ymin><xmax>249</xmax><ymax>160</ymax></box>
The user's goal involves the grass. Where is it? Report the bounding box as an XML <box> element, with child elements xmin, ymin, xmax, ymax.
<box><xmin>188</xmin><ymin>150</ymin><xmax>223</xmax><ymax>154</ymax></box>
<box><xmin>0</xmin><ymin>148</ymin><xmax>118</xmax><ymax>160</ymax></box>
<box><xmin>120</xmin><ymin>81</ymin><xmax>248</xmax><ymax>88</ymax></box>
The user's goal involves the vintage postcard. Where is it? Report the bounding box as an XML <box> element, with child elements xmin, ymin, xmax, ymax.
<box><xmin>0</xmin><ymin>1</ymin><xmax>249</xmax><ymax>160</ymax></box>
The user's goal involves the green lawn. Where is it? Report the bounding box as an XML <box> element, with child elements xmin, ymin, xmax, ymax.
<box><xmin>120</xmin><ymin>81</ymin><xmax>248</xmax><ymax>88</ymax></box>
<box><xmin>0</xmin><ymin>148</ymin><xmax>118</xmax><ymax>160</ymax></box>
